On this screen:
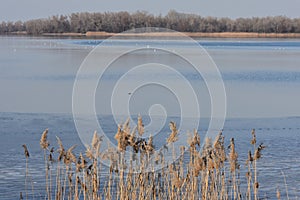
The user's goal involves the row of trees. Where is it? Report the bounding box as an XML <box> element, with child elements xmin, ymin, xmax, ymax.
<box><xmin>1</xmin><ymin>10</ymin><xmax>300</xmax><ymax>35</ymax></box>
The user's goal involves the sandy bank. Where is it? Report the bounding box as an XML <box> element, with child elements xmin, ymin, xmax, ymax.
<box><xmin>85</xmin><ymin>31</ymin><xmax>300</xmax><ymax>38</ymax></box>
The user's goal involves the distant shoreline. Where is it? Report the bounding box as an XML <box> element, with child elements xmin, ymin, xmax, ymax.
<box><xmin>85</xmin><ymin>31</ymin><xmax>300</xmax><ymax>38</ymax></box>
<box><xmin>6</xmin><ymin>31</ymin><xmax>300</xmax><ymax>38</ymax></box>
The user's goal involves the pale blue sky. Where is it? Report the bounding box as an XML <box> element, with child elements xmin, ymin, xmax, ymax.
<box><xmin>1</xmin><ymin>0</ymin><xmax>300</xmax><ymax>21</ymax></box>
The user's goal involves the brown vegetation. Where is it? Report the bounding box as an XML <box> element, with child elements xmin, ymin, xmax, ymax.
<box><xmin>21</xmin><ymin>117</ymin><xmax>273</xmax><ymax>200</ymax></box>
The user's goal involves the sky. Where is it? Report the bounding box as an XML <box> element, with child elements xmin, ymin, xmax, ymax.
<box><xmin>1</xmin><ymin>0</ymin><xmax>300</xmax><ymax>21</ymax></box>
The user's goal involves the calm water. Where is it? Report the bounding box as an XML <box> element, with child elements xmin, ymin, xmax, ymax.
<box><xmin>0</xmin><ymin>36</ymin><xmax>300</xmax><ymax>199</ymax></box>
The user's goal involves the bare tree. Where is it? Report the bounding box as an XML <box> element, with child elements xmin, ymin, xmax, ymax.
<box><xmin>1</xmin><ymin>11</ymin><xmax>300</xmax><ymax>35</ymax></box>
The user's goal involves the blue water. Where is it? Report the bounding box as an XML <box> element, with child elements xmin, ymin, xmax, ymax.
<box><xmin>69</xmin><ymin>39</ymin><xmax>300</xmax><ymax>50</ymax></box>
<box><xmin>0</xmin><ymin>36</ymin><xmax>300</xmax><ymax>199</ymax></box>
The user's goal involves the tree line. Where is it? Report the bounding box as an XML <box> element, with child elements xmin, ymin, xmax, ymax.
<box><xmin>1</xmin><ymin>10</ymin><xmax>300</xmax><ymax>35</ymax></box>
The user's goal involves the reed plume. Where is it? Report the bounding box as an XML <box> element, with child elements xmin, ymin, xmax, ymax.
<box><xmin>22</xmin><ymin>144</ymin><xmax>30</xmax><ymax>158</ymax></box>
<box><xmin>166</xmin><ymin>121</ymin><xmax>178</xmax><ymax>144</ymax></box>
<box><xmin>22</xmin><ymin>144</ymin><xmax>30</xmax><ymax>200</ymax></box>
<box><xmin>40</xmin><ymin>128</ymin><xmax>49</xmax><ymax>150</ymax></box>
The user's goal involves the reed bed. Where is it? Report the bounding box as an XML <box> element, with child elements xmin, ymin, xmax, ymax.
<box><xmin>22</xmin><ymin>117</ymin><xmax>269</xmax><ymax>200</ymax></box>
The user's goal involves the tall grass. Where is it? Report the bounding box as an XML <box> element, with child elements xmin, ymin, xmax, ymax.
<box><xmin>22</xmin><ymin>144</ymin><xmax>30</xmax><ymax>200</ymax></box>
<box><xmin>22</xmin><ymin>117</ymin><xmax>269</xmax><ymax>200</ymax></box>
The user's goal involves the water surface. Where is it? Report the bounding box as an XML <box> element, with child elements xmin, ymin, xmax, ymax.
<box><xmin>0</xmin><ymin>36</ymin><xmax>299</xmax><ymax>199</ymax></box>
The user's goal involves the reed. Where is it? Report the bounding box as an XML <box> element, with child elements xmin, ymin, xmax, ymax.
<box><xmin>39</xmin><ymin>129</ymin><xmax>51</xmax><ymax>200</ymax></box>
<box><xmin>22</xmin><ymin>117</ymin><xmax>271</xmax><ymax>200</ymax></box>
<box><xmin>22</xmin><ymin>144</ymin><xmax>30</xmax><ymax>200</ymax></box>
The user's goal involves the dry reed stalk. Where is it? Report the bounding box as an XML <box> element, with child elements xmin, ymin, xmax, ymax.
<box><xmin>246</xmin><ymin>150</ymin><xmax>253</xmax><ymax>200</ymax></box>
<box><xmin>250</xmin><ymin>129</ymin><xmax>258</xmax><ymax>200</ymax></box>
<box><xmin>75</xmin><ymin>153</ymin><xmax>86</xmax><ymax>200</ymax></box>
<box><xmin>86</xmin><ymin>133</ymin><xmax>101</xmax><ymax>199</ymax></box>
<box><xmin>74</xmin><ymin>175</ymin><xmax>79</xmax><ymax>200</ymax></box>
<box><xmin>92</xmin><ymin>160</ymin><xmax>98</xmax><ymax>200</ymax></box>
<box><xmin>251</xmin><ymin>129</ymin><xmax>266</xmax><ymax>200</ymax></box>
<box><xmin>61</xmin><ymin>145</ymin><xmax>76</xmax><ymax>200</ymax></box>
<box><xmin>48</xmin><ymin>152</ymin><xmax>54</xmax><ymax>200</ymax></box>
<box><xmin>137</xmin><ymin>114</ymin><xmax>144</xmax><ymax>136</ymax></box>
<box><xmin>281</xmin><ymin>170</ymin><xmax>290</xmax><ymax>200</ymax></box>
<box><xmin>125</xmin><ymin>165</ymin><xmax>133</xmax><ymax>200</ymax></box>
<box><xmin>213</xmin><ymin>132</ymin><xmax>226</xmax><ymax>199</ymax></box>
<box><xmin>118</xmin><ymin>153</ymin><xmax>126</xmax><ymax>200</ymax></box>
<box><xmin>221</xmin><ymin>170</ymin><xmax>227</xmax><ymax>200</ymax></box>
<box><xmin>55</xmin><ymin>136</ymin><xmax>65</xmax><ymax>200</ymax></box>
<box><xmin>131</xmin><ymin>171</ymin><xmax>139</xmax><ymax>200</ymax></box>
<box><xmin>22</xmin><ymin>144</ymin><xmax>30</xmax><ymax>200</ymax></box>
<box><xmin>40</xmin><ymin>129</ymin><xmax>51</xmax><ymax>200</ymax></box>
<box><xmin>105</xmin><ymin>152</ymin><xmax>114</xmax><ymax>200</ymax></box>
<box><xmin>276</xmin><ymin>188</ymin><xmax>281</xmax><ymax>200</ymax></box>
<box><xmin>229</xmin><ymin>138</ymin><xmax>239</xmax><ymax>200</ymax></box>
